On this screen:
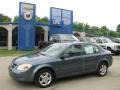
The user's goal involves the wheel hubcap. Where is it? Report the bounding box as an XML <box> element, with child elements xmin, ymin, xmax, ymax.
<box><xmin>39</xmin><ymin>72</ymin><xmax>52</xmax><ymax>86</ymax></box>
<box><xmin>99</xmin><ymin>64</ymin><xmax>107</xmax><ymax>75</ymax></box>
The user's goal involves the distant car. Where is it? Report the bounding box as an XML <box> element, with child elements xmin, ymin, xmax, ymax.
<box><xmin>116</xmin><ymin>38</ymin><xmax>120</xmax><ymax>43</ymax></box>
<box><xmin>9</xmin><ymin>42</ymin><xmax>113</xmax><ymax>88</ymax></box>
<box><xmin>38</xmin><ymin>34</ymin><xmax>79</xmax><ymax>49</ymax></box>
<box><xmin>113</xmin><ymin>38</ymin><xmax>120</xmax><ymax>43</ymax></box>
<box><xmin>79</xmin><ymin>37</ymin><xmax>96</xmax><ymax>43</ymax></box>
<box><xmin>95</xmin><ymin>37</ymin><xmax>120</xmax><ymax>55</ymax></box>
<box><xmin>108</xmin><ymin>37</ymin><xmax>120</xmax><ymax>43</ymax></box>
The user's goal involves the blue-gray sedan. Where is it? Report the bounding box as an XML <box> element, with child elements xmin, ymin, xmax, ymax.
<box><xmin>9</xmin><ymin>42</ymin><xmax>113</xmax><ymax>88</ymax></box>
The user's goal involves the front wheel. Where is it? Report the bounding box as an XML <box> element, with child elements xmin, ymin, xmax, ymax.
<box><xmin>34</xmin><ymin>69</ymin><xmax>54</xmax><ymax>88</ymax></box>
<box><xmin>96</xmin><ymin>62</ymin><xmax>108</xmax><ymax>77</ymax></box>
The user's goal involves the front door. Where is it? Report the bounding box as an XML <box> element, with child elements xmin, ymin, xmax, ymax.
<box><xmin>58</xmin><ymin>44</ymin><xmax>84</xmax><ymax>77</ymax></box>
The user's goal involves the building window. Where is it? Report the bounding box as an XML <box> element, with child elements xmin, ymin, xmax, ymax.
<box><xmin>0</xmin><ymin>28</ymin><xmax>8</xmax><ymax>46</ymax></box>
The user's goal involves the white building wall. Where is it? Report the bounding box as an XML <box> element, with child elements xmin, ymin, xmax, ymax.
<box><xmin>41</xmin><ymin>26</ymin><xmax>49</xmax><ymax>41</ymax></box>
<box><xmin>7</xmin><ymin>24</ymin><xmax>13</xmax><ymax>50</ymax></box>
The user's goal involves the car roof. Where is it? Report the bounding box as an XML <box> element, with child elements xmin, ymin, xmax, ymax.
<box><xmin>52</xmin><ymin>34</ymin><xmax>73</xmax><ymax>36</ymax></box>
<box><xmin>55</xmin><ymin>41</ymin><xmax>90</xmax><ymax>46</ymax></box>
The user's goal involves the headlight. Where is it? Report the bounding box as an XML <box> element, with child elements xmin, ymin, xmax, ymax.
<box><xmin>17</xmin><ymin>64</ymin><xmax>32</xmax><ymax>72</ymax></box>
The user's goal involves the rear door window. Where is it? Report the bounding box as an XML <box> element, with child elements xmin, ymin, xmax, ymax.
<box><xmin>83</xmin><ymin>44</ymin><xmax>100</xmax><ymax>55</ymax></box>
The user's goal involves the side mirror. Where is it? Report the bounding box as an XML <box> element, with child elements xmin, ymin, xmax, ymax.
<box><xmin>60</xmin><ymin>53</ymin><xmax>69</xmax><ymax>59</ymax></box>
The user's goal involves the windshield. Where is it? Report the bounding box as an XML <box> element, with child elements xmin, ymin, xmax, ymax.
<box><xmin>80</xmin><ymin>37</ymin><xmax>96</xmax><ymax>43</ymax></box>
<box><xmin>60</xmin><ymin>34</ymin><xmax>79</xmax><ymax>41</ymax></box>
<box><xmin>40</xmin><ymin>43</ymin><xmax>68</xmax><ymax>56</ymax></box>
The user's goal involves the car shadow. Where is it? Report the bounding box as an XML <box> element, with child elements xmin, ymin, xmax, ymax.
<box><xmin>12</xmin><ymin>81</ymin><xmax>36</xmax><ymax>88</ymax></box>
<box><xmin>54</xmin><ymin>73</ymin><xmax>96</xmax><ymax>85</ymax></box>
<box><xmin>11</xmin><ymin>73</ymin><xmax>96</xmax><ymax>89</ymax></box>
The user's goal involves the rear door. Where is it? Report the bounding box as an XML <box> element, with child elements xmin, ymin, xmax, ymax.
<box><xmin>82</xmin><ymin>44</ymin><xmax>101</xmax><ymax>73</ymax></box>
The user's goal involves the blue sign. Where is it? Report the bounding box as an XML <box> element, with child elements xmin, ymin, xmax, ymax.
<box><xmin>18</xmin><ymin>2</ymin><xmax>36</xmax><ymax>50</ymax></box>
<box><xmin>49</xmin><ymin>7</ymin><xmax>73</xmax><ymax>36</ymax></box>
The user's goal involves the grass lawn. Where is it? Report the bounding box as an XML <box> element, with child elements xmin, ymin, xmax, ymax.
<box><xmin>0</xmin><ymin>49</ymin><xmax>39</xmax><ymax>56</ymax></box>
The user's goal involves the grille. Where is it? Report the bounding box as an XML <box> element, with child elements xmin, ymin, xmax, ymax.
<box><xmin>11</xmin><ymin>63</ymin><xmax>17</xmax><ymax>69</ymax></box>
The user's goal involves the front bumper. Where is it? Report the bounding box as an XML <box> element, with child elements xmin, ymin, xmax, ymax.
<box><xmin>9</xmin><ymin>65</ymin><xmax>34</xmax><ymax>82</ymax></box>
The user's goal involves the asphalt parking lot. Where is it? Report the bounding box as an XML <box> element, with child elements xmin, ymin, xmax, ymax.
<box><xmin>0</xmin><ymin>56</ymin><xmax>120</xmax><ymax>90</ymax></box>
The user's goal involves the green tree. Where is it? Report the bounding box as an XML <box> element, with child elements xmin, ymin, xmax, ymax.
<box><xmin>83</xmin><ymin>23</ymin><xmax>90</xmax><ymax>32</ymax></box>
<box><xmin>13</xmin><ymin>16</ymin><xmax>19</xmax><ymax>22</ymax></box>
<box><xmin>36</xmin><ymin>16</ymin><xmax>49</xmax><ymax>24</ymax></box>
<box><xmin>118</xmin><ymin>32</ymin><xmax>120</xmax><ymax>37</ymax></box>
<box><xmin>99</xmin><ymin>26</ymin><xmax>109</xmax><ymax>36</ymax></box>
<box><xmin>109</xmin><ymin>31</ymin><xmax>117</xmax><ymax>37</ymax></box>
<box><xmin>116</xmin><ymin>24</ymin><xmax>120</xmax><ymax>32</ymax></box>
<box><xmin>0</xmin><ymin>14</ymin><xmax>11</xmax><ymax>22</ymax></box>
<box><xmin>36</xmin><ymin>16</ymin><xmax>41</xmax><ymax>22</ymax></box>
<box><xmin>73</xmin><ymin>22</ymin><xmax>83</xmax><ymax>31</ymax></box>
<box><xmin>90</xmin><ymin>26</ymin><xmax>99</xmax><ymax>34</ymax></box>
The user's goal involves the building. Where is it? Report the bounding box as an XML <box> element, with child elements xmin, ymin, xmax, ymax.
<box><xmin>0</xmin><ymin>3</ymin><xmax>74</xmax><ymax>50</ymax></box>
<box><xmin>0</xmin><ymin>22</ymin><xmax>49</xmax><ymax>50</ymax></box>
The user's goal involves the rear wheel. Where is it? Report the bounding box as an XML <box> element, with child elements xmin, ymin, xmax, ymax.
<box><xmin>96</xmin><ymin>62</ymin><xmax>108</xmax><ymax>77</ymax></box>
<box><xmin>34</xmin><ymin>69</ymin><xmax>54</xmax><ymax>88</ymax></box>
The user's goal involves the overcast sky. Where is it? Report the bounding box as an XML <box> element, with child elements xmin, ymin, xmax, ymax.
<box><xmin>0</xmin><ymin>0</ymin><xmax>120</xmax><ymax>30</ymax></box>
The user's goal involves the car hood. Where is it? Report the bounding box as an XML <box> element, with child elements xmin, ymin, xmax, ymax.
<box><xmin>13</xmin><ymin>53</ymin><xmax>54</xmax><ymax>65</ymax></box>
<box><xmin>105</xmin><ymin>42</ymin><xmax>120</xmax><ymax>46</ymax></box>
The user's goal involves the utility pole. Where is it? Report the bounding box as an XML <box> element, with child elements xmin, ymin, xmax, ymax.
<box><xmin>0</xmin><ymin>14</ymin><xmax>2</xmax><ymax>22</ymax></box>
<box><xmin>82</xmin><ymin>23</ymin><xmax>86</xmax><ymax>37</ymax></box>
<box><xmin>82</xmin><ymin>23</ymin><xmax>86</xmax><ymax>32</ymax></box>
<box><xmin>107</xmin><ymin>30</ymin><xmax>109</xmax><ymax>37</ymax></box>
<box><xmin>117</xmin><ymin>32</ymin><xmax>118</xmax><ymax>38</ymax></box>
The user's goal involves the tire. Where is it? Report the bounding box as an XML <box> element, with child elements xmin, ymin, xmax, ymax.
<box><xmin>114</xmin><ymin>52</ymin><xmax>119</xmax><ymax>55</ymax></box>
<box><xmin>34</xmin><ymin>69</ymin><xmax>54</xmax><ymax>88</ymax></box>
<box><xmin>96</xmin><ymin>62</ymin><xmax>108</xmax><ymax>77</ymax></box>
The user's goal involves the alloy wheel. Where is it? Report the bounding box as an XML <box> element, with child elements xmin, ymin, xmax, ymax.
<box><xmin>39</xmin><ymin>72</ymin><xmax>52</xmax><ymax>87</ymax></box>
